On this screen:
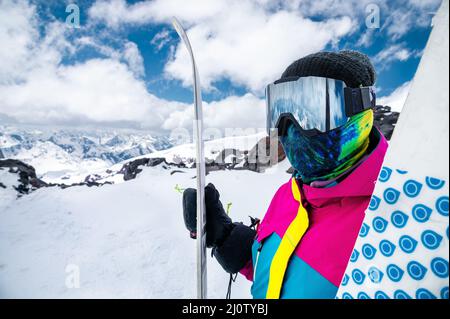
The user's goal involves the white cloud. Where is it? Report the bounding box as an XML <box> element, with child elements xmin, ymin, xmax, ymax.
<box><xmin>297</xmin><ymin>0</ymin><xmax>441</xmax><ymax>45</ymax></box>
<box><xmin>87</xmin><ymin>0</ymin><xmax>441</xmax><ymax>92</ymax></box>
<box><xmin>0</xmin><ymin>57</ymin><xmax>188</xmax><ymax>128</ymax></box>
<box><xmin>0</xmin><ymin>0</ymin><xmax>180</xmax><ymax>130</ymax></box>
<box><xmin>0</xmin><ymin>0</ymin><xmax>270</xmax><ymax>135</ymax></box>
<box><xmin>151</xmin><ymin>29</ymin><xmax>172</xmax><ymax>51</ymax></box>
<box><xmin>409</xmin><ymin>0</ymin><xmax>442</xmax><ymax>7</ymax></box>
<box><xmin>88</xmin><ymin>0</ymin><xmax>228</xmax><ymax>28</ymax></box>
<box><xmin>0</xmin><ymin>0</ymin><xmax>71</xmax><ymax>85</ymax></box>
<box><xmin>383</xmin><ymin>0</ymin><xmax>442</xmax><ymax>40</ymax></box>
<box><xmin>89</xmin><ymin>0</ymin><xmax>354</xmax><ymax>92</ymax></box>
<box><xmin>356</xmin><ymin>29</ymin><xmax>376</xmax><ymax>48</ymax></box>
<box><xmin>0</xmin><ymin>0</ymin><xmax>37</xmax><ymax>83</ymax></box>
<box><xmin>122</xmin><ymin>42</ymin><xmax>145</xmax><ymax>78</ymax></box>
<box><xmin>378</xmin><ymin>81</ymin><xmax>412</xmax><ymax>112</ymax></box>
<box><xmin>297</xmin><ymin>0</ymin><xmax>385</xmax><ymax>19</ymax></box>
<box><xmin>0</xmin><ymin>0</ymin><xmax>270</xmax><ymax>133</ymax></box>
<box><xmin>162</xmin><ymin>94</ymin><xmax>266</xmax><ymax>131</ymax></box>
<box><xmin>395</xmin><ymin>49</ymin><xmax>413</xmax><ymax>61</ymax></box>
<box><xmin>167</xmin><ymin>12</ymin><xmax>353</xmax><ymax>92</ymax></box>
<box><xmin>73</xmin><ymin>36</ymin><xmax>145</xmax><ymax>78</ymax></box>
<box><xmin>373</xmin><ymin>43</ymin><xmax>415</xmax><ymax>69</ymax></box>
<box><xmin>383</xmin><ymin>9</ymin><xmax>416</xmax><ymax>41</ymax></box>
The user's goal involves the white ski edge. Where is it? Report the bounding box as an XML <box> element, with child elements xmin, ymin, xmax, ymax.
<box><xmin>171</xmin><ymin>17</ymin><xmax>208</xmax><ymax>299</ymax></box>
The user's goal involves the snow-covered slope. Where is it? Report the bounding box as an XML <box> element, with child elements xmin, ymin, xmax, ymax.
<box><xmin>0</xmin><ymin>167</ymin><xmax>21</xmax><ymax>204</ymax></box>
<box><xmin>0</xmin><ymin>156</ymin><xmax>291</xmax><ymax>298</ymax></box>
<box><xmin>7</xmin><ymin>141</ymin><xmax>109</xmax><ymax>184</ymax></box>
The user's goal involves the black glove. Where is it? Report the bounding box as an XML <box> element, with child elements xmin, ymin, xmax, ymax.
<box><xmin>182</xmin><ymin>183</ymin><xmax>234</xmax><ymax>248</ymax></box>
<box><xmin>182</xmin><ymin>183</ymin><xmax>256</xmax><ymax>274</ymax></box>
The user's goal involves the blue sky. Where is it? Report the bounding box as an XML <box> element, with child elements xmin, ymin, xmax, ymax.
<box><xmin>0</xmin><ymin>0</ymin><xmax>443</xmax><ymax>132</ymax></box>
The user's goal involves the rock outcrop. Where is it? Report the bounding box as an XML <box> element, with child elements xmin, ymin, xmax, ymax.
<box><xmin>373</xmin><ymin>105</ymin><xmax>400</xmax><ymax>140</ymax></box>
<box><xmin>0</xmin><ymin>159</ymin><xmax>115</xmax><ymax>196</ymax></box>
<box><xmin>119</xmin><ymin>158</ymin><xmax>168</xmax><ymax>181</ymax></box>
<box><xmin>0</xmin><ymin>159</ymin><xmax>48</xmax><ymax>194</ymax></box>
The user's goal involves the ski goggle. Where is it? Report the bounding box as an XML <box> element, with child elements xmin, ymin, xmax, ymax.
<box><xmin>266</xmin><ymin>76</ymin><xmax>376</xmax><ymax>137</ymax></box>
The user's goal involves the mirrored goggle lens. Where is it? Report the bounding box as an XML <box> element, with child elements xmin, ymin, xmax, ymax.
<box><xmin>266</xmin><ymin>76</ymin><xmax>348</xmax><ymax>135</ymax></box>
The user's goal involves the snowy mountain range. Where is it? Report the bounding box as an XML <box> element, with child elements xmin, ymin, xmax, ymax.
<box><xmin>0</xmin><ymin>104</ymin><xmax>398</xmax><ymax>185</ymax></box>
<box><xmin>0</xmin><ymin>125</ymin><xmax>174</xmax><ymax>183</ymax></box>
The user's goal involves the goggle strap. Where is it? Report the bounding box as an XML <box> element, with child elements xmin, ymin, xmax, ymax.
<box><xmin>344</xmin><ymin>87</ymin><xmax>376</xmax><ymax>117</ymax></box>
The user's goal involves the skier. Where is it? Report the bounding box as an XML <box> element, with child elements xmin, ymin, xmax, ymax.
<box><xmin>182</xmin><ymin>50</ymin><xmax>388</xmax><ymax>299</ymax></box>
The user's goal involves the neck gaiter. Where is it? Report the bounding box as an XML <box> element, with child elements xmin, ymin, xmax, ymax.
<box><xmin>280</xmin><ymin>109</ymin><xmax>374</xmax><ymax>184</ymax></box>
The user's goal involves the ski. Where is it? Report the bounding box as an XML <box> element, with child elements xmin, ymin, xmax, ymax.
<box><xmin>336</xmin><ymin>0</ymin><xmax>449</xmax><ymax>299</ymax></box>
<box><xmin>172</xmin><ymin>17</ymin><xmax>208</xmax><ymax>299</ymax></box>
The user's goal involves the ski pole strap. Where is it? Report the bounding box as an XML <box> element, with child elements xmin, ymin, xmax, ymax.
<box><xmin>226</xmin><ymin>273</ymin><xmax>238</xmax><ymax>299</ymax></box>
<box><xmin>266</xmin><ymin>178</ymin><xmax>309</xmax><ymax>299</ymax></box>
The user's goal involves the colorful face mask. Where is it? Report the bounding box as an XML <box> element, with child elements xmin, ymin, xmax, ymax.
<box><xmin>280</xmin><ymin>109</ymin><xmax>374</xmax><ymax>184</ymax></box>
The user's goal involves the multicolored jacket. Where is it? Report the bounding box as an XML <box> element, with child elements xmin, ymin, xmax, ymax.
<box><xmin>240</xmin><ymin>128</ymin><xmax>388</xmax><ymax>299</ymax></box>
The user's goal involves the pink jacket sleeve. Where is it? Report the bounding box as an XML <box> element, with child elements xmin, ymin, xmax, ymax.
<box><xmin>239</xmin><ymin>258</ymin><xmax>254</xmax><ymax>281</ymax></box>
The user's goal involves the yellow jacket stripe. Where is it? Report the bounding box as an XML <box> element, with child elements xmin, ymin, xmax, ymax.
<box><xmin>266</xmin><ymin>178</ymin><xmax>309</xmax><ymax>299</ymax></box>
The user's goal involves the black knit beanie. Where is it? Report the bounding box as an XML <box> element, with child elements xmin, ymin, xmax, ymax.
<box><xmin>280</xmin><ymin>50</ymin><xmax>376</xmax><ymax>88</ymax></box>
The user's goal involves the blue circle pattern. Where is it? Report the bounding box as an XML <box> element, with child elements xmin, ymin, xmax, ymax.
<box><xmin>379</xmin><ymin>167</ymin><xmax>393</xmax><ymax>182</ymax></box>
<box><xmin>387</xmin><ymin>264</ymin><xmax>404</xmax><ymax>282</ymax></box>
<box><xmin>416</xmin><ymin>288</ymin><xmax>437</xmax><ymax>299</ymax></box>
<box><xmin>352</xmin><ymin>269</ymin><xmax>366</xmax><ymax>285</ymax></box>
<box><xmin>350</xmin><ymin>249</ymin><xmax>359</xmax><ymax>263</ymax></box>
<box><xmin>379</xmin><ymin>240</ymin><xmax>396</xmax><ymax>257</ymax></box>
<box><xmin>431</xmin><ymin>258</ymin><xmax>449</xmax><ymax>278</ymax></box>
<box><xmin>375</xmin><ymin>291</ymin><xmax>390</xmax><ymax>299</ymax></box>
<box><xmin>341</xmin><ymin>274</ymin><xmax>349</xmax><ymax>286</ymax></box>
<box><xmin>394</xmin><ymin>290</ymin><xmax>412</xmax><ymax>299</ymax></box>
<box><xmin>362</xmin><ymin>244</ymin><xmax>377</xmax><ymax>260</ymax></box>
<box><xmin>391</xmin><ymin>210</ymin><xmax>409</xmax><ymax>228</ymax></box>
<box><xmin>407</xmin><ymin>261</ymin><xmax>428</xmax><ymax>280</ymax></box>
<box><xmin>342</xmin><ymin>293</ymin><xmax>353</xmax><ymax>299</ymax></box>
<box><xmin>341</xmin><ymin>169</ymin><xmax>449</xmax><ymax>300</ymax></box>
<box><xmin>403</xmin><ymin>180</ymin><xmax>423</xmax><ymax>198</ymax></box>
<box><xmin>383</xmin><ymin>188</ymin><xmax>401</xmax><ymax>205</ymax></box>
<box><xmin>412</xmin><ymin>204</ymin><xmax>433</xmax><ymax>223</ymax></box>
<box><xmin>368</xmin><ymin>267</ymin><xmax>384</xmax><ymax>283</ymax></box>
<box><xmin>441</xmin><ymin>287</ymin><xmax>449</xmax><ymax>299</ymax></box>
<box><xmin>421</xmin><ymin>230</ymin><xmax>443</xmax><ymax>250</ymax></box>
<box><xmin>358</xmin><ymin>292</ymin><xmax>370</xmax><ymax>299</ymax></box>
<box><xmin>399</xmin><ymin>235</ymin><xmax>418</xmax><ymax>254</ymax></box>
<box><xmin>369</xmin><ymin>195</ymin><xmax>381</xmax><ymax>211</ymax></box>
<box><xmin>426</xmin><ymin>177</ymin><xmax>445</xmax><ymax>190</ymax></box>
<box><xmin>359</xmin><ymin>223</ymin><xmax>370</xmax><ymax>237</ymax></box>
<box><xmin>373</xmin><ymin>217</ymin><xmax>388</xmax><ymax>233</ymax></box>
<box><xmin>435</xmin><ymin>196</ymin><xmax>449</xmax><ymax>216</ymax></box>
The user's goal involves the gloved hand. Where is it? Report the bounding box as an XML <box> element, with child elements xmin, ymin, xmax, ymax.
<box><xmin>182</xmin><ymin>183</ymin><xmax>234</xmax><ymax>248</ymax></box>
<box><xmin>182</xmin><ymin>183</ymin><xmax>256</xmax><ymax>274</ymax></box>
